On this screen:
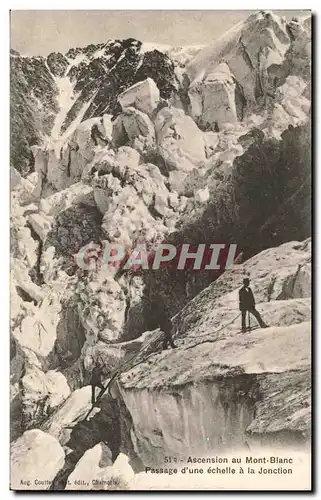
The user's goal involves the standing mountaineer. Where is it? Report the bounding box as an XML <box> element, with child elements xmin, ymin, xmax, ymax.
<box><xmin>239</xmin><ymin>278</ymin><xmax>268</xmax><ymax>333</ymax></box>
<box><xmin>157</xmin><ymin>299</ymin><xmax>177</xmax><ymax>350</ymax></box>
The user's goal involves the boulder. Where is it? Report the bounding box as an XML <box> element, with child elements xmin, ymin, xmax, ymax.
<box><xmin>118</xmin><ymin>78</ymin><xmax>160</xmax><ymax>117</ymax></box>
<box><xmin>42</xmin><ymin>386</ymin><xmax>93</xmax><ymax>444</ymax></box>
<box><xmin>39</xmin><ymin>182</ymin><xmax>94</xmax><ymax>216</ymax></box>
<box><xmin>66</xmin><ymin>442</ymin><xmax>113</xmax><ymax>489</ymax></box>
<box><xmin>195</xmin><ymin>186</ymin><xmax>210</xmax><ymax>203</ymax></box>
<box><xmin>11</xmin><ymin>259</ymin><xmax>44</xmax><ymax>303</ymax></box>
<box><xmin>203</xmin><ymin>131</ymin><xmax>219</xmax><ymax>157</ymax></box>
<box><xmin>71</xmin><ymin>117</ymin><xmax>109</xmax><ymax>158</ymax></box>
<box><xmin>155</xmin><ymin>106</ymin><xmax>206</xmax><ymax>152</ymax></box>
<box><xmin>114</xmin><ymin>146</ymin><xmax>141</xmax><ymax>172</ymax></box>
<box><xmin>10</xmin><ymin>429</ymin><xmax>65</xmax><ymax>490</ymax></box>
<box><xmin>21</xmin><ymin>366</ymin><xmax>71</xmax><ymax>429</ymax></box>
<box><xmin>12</xmin><ymin>291</ymin><xmax>64</xmax><ymax>364</ymax></box>
<box><xmin>155</xmin><ymin>107</ymin><xmax>206</xmax><ymax>172</ymax></box>
<box><xmin>102</xmin><ymin>114</ymin><xmax>113</xmax><ymax>141</ymax></box>
<box><xmin>10</xmin><ymin>166</ymin><xmax>22</xmax><ymax>190</ymax></box>
<box><xmin>66</xmin><ymin>451</ymin><xmax>133</xmax><ymax>490</ymax></box>
<box><xmin>28</xmin><ymin>212</ymin><xmax>53</xmax><ymax>240</ymax></box>
<box><xmin>168</xmin><ymin>170</ymin><xmax>188</xmax><ymax>194</ymax></box>
<box><xmin>112</xmin><ymin>107</ymin><xmax>155</xmax><ymax>148</ymax></box>
<box><xmin>11</xmin><ymin>211</ymin><xmax>38</xmax><ymax>269</ymax></box>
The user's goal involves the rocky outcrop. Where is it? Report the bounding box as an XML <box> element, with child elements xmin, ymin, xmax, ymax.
<box><xmin>45</xmin><ymin>202</ymin><xmax>103</xmax><ymax>271</ymax></box>
<box><xmin>10</xmin><ymin>429</ymin><xmax>65</xmax><ymax>490</ymax></box>
<box><xmin>47</xmin><ymin>52</ymin><xmax>69</xmax><ymax>77</ymax></box>
<box><xmin>10</xmin><ymin>55</ymin><xmax>59</xmax><ymax>176</ymax></box>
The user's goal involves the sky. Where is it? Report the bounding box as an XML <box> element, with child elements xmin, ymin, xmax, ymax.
<box><xmin>10</xmin><ymin>10</ymin><xmax>310</xmax><ymax>56</ymax></box>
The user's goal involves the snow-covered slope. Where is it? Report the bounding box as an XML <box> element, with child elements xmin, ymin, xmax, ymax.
<box><xmin>142</xmin><ymin>42</ymin><xmax>205</xmax><ymax>66</ymax></box>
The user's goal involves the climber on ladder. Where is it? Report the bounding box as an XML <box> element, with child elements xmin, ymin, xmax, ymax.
<box><xmin>90</xmin><ymin>360</ymin><xmax>105</xmax><ymax>405</ymax></box>
<box><xmin>239</xmin><ymin>278</ymin><xmax>268</xmax><ymax>333</ymax></box>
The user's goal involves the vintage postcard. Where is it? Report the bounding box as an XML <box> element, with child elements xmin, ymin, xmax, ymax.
<box><xmin>10</xmin><ymin>9</ymin><xmax>311</xmax><ymax>491</ymax></box>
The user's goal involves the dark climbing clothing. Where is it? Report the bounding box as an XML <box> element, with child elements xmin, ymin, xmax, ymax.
<box><xmin>239</xmin><ymin>286</ymin><xmax>267</xmax><ymax>332</ymax></box>
<box><xmin>157</xmin><ymin>304</ymin><xmax>177</xmax><ymax>349</ymax></box>
<box><xmin>239</xmin><ymin>286</ymin><xmax>255</xmax><ymax>311</ymax></box>
<box><xmin>241</xmin><ymin>309</ymin><xmax>267</xmax><ymax>332</ymax></box>
<box><xmin>90</xmin><ymin>366</ymin><xmax>104</xmax><ymax>405</ymax></box>
<box><xmin>162</xmin><ymin>329</ymin><xmax>177</xmax><ymax>349</ymax></box>
<box><xmin>91</xmin><ymin>382</ymin><xmax>104</xmax><ymax>405</ymax></box>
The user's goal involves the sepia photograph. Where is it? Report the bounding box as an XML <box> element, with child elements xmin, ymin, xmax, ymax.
<box><xmin>9</xmin><ymin>9</ymin><xmax>312</xmax><ymax>491</ymax></box>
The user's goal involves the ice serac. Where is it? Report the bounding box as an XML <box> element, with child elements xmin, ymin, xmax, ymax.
<box><xmin>10</xmin><ymin>429</ymin><xmax>65</xmax><ymax>490</ymax></box>
<box><xmin>155</xmin><ymin>106</ymin><xmax>206</xmax><ymax>175</ymax></box>
<box><xmin>186</xmin><ymin>11</ymin><xmax>311</xmax><ymax>129</ymax></box>
<box><xmin>189</xmin><ymin>63</ymin><xmax>238</xmax><ymax>129</ymax></box>
<box><xmin>117</xmin><ymin>239</ymin><xmax>311</xmax><ymax>466</ymax></box>
<box><xmin>118</xmin><ymin>78</ymin><xmax>160</xmax><ymax>117</ymax></box>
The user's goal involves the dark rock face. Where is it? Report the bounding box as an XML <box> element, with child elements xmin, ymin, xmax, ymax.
<box><xmin>10</xmin><ymin>55</ymin><xmax>59</xmax><ymax>175</ymax></box>
<box><xmin>134</xmin><ymin>49</ymin><xmax>178</xmax><ymax>99</ymax></box>
<box><xmin>54</xmin><ymin>303</ymin><xmax>87</xmax><ymax>370</ymax></box>
<box><xmin>233</xmin><ymin>121</ymin><xmax>311</xmax><ymax>256</ymax></box>
<box><xmin>47</xmin><ymin>52</ymin><xmax>69</xmax><ymax>77</ymax></box>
